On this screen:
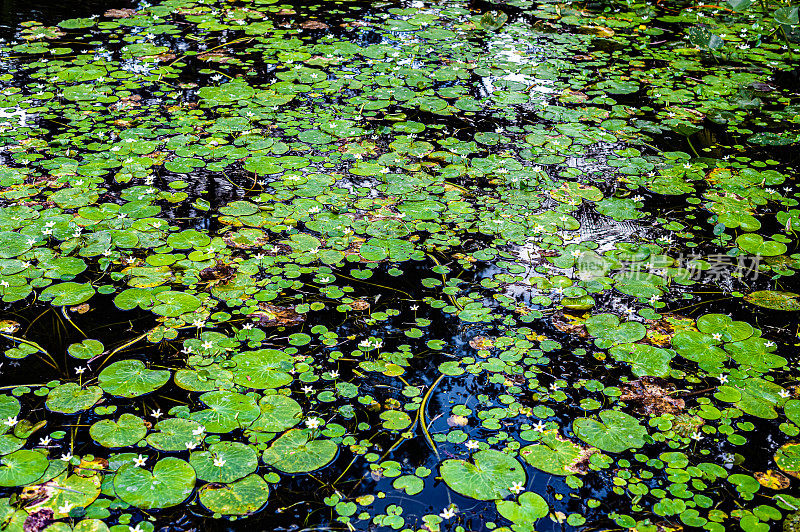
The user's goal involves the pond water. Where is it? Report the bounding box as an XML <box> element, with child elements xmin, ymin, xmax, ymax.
<box><xmin>0</xmin><ymin>0</ymin><xmax>798</xmax><ymax>530</ymax></box>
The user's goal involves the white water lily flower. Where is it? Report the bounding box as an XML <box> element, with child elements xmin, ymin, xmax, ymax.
<box><xmin>465</xmin><ymin>440</ymin><xmax>479</xmax><ymax>450</ymax></box>
<box><xmin>58</xmin><ymin>501</ymin><xmax>74</xmax><ymax>514</ymax></box>
<box><xmin>3</xmin><ymin>416</ymin><xmax>16</xmax><ymax>427</ymax></box>
<box><xmin>440</xmin><ymin>507</ymin><xmax>457</xmax><ymax>519</ymax></box>
<box><xmin>133</xmin><ymin>454</ymin><xmax>147</xmax><ymax>467</ymax></box>
<box><xmin>192</xmin><ymin>425</ymin><xmax>205</xmax><ymax>436</ymax></box>
<box><xmin>509</xmin><ymin>481</ymin><xmax>525</xmax><ymax>494</ymax></box>
<box><xmin>305</xmin><ymin>417</ymin><xmax>322</xmax><ymax>429</ymax></box>
<box><xmin>60</xmin><ymin>452</ymin><xmax>72</xmax><ymax>462</ymax></box>
<box><xmin>151</xmin><ymin>409</ymin><xmax>162</xmax><ymax>419</ymax></box>
<box><xmin>213</xmin><ymin>457</ymin><xmax>226</xmax><ymax>467</ymax></box>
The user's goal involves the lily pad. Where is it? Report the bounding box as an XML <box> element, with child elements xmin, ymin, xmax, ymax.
<box><xmin>190</xmin><ymin>442</ymin><xmax>258</xmax><ymax>483</ymax></box>
<box><xmin>262</xmin><ymin>429</ymin><xmax>337</xmax><ymax>473</ymax></box>
<box><xmin>46</xmin><ymin>384</ymin><xmax>103</xmax><ymax>414</ymax></box>
<box><xmin>98</xmin><ymin>360</ymin><xmax>170</xmax><ymax>398</ymax></box>
<box><xmin>198</xmin><ymin>474</ymin><xmax>269</xmax><ymax>515</ymax></box>
<box><xmin>745</xmin><ymin>291</ymin><xmax>800</xmax><ymax>311</ymax></box>
<box><xmin>440</xmin><ymin>450</ymin><xmax>526</xmax><ymax>501</ymax></box>
<box><xmin>113</xmin><ymin>458</ymin><xmax>196</xmax><ymax>509</ymax></box>
<box><xmin>90</xmin><ymin>414</ymin><xmax>147</xmax><ymax>448</ymax></box>
<box><xmin>0</xmin><ymin>450</ymin><xmax>48</xmax><ymax>487</ymax></box>
<box><xmin>572</xmin><ymin>410</ymin><xmax>648</xmax><ymax>453</ymax></box>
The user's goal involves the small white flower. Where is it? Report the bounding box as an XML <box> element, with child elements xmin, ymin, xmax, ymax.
<box><xmin>691</xmin><ymin>431</ymin><xmax>703</xmax><ymax>441</ymax></box>
<box><xmin>133</xmin><ymin>454</ymin><xmax>147</xmax><ymax>467</ymax></box>
<box><xmin>329</xmin><ymin>370</ymin><xmax>339</xmax><ymax>379</ymax></box>
<box><xmin>302</xmin><ymin>385</ymin><xmax>314</xmax><ymax>394</ymax></box>
<box><xmin>192</xmin><ymin>319</ymin><xmax>205</xmax><ymax>327</ymax></box>
<box><xmin>305</xmin><ymin>417</ymin><xmax>322</xmax><ymax>429</ymax></box>
<box><xmin>780</xmin><ymin>389</ymin><xmax>791</xmax><ymax>398</ymax></box>
<box><xmin>151</xmin><ymin>409</ymin><xmax>162</xmax><ymax>419</ymax></box>
<box><xmin>0</xmin><ymin>281</ymin><xmax>8</xmax><ymax>288</ymax></box>
<box><xmin>213</xmin><ymin>456</ymin><xmax>226</xmax><ymax>467</ymax></box>
<box><xmin>192</xmin><ymin>425</ymin><xmax>205</xmax><ymax>436</ymax></box>
<box><xmin>509</xmin><ymin>481</ymin><xmax>525</xmax><ymax>494</ymax></box>
<box><xmin>532</xmin><ymin>420</ymin><xmax>546</xmax><ymax>432</ymax></box>
<box><xmin>184</xmin><ymin>441</ymin><xmax>197</xmax><ymax>450</ymax></box>
<box><xmin>202</xmin><ymin>341</ymin><xmax>213</xmax><ymax>350</ymax></box>
<box><xmin>711</xmin><ymin>333</ymin><xmax>722</xmax><ymax>341</ymax></box>
<box><xmin>632</xmin><ymin>195</ymin><xmax>644</xmax><ymax>202</ymax></box>
<box><xmin>410</xmin><ymin>305</ymin><xmax>419</xmax><ymax>311</ymax></box>
<box><xmin>75</xmin><ymin>366</ymin><xmax>86</xmax><ymax>375</ymax></box>
<box><xmin>570</xmin><ymin>249</ymin><xmax>581</xmax><ymax>258</ymax></box>
<box><xmin>129</xmin><ymin>523</ymin><xmax>144</xmax><ymax>532</ymax></box>
<box><xmin>766</xmin><ymin>341</ymin><xmax>776</xmax><ymax>348</ymax></box>
<box><xmin>60</xmin><ymin>452</ymin><xmax>72</xmax><ymax>462</ymax></box>
<box><xmin>465</xmin><ymin>440</ymin><xmax>479</xmax><ymax>450</ymax></box>
<box><xmin>181</xmin><ymin>346</ymin><xmax>193</xmax><ymax>355</ymax></box>
<box><xmin>718</xmin><ymin>375</ymin><xmax>729</xmax><ymax>384</ymax></box>
<box><xmin>254</xmin><ymin>253</ymin><xmax>265</xmax><ymax>261</ymax></box>
<box><xmin>242</xmin><ymin>323</ymin><xmax>254</xmax><ymax>330</ymax></box>
<box><xmin>440</xmin><ymin>507</ymin><xmax>457</xmax><ymax>519</ymax></box>
<box><xmin>58</xmin><ymin>501</ymin><xmax>74</xmax><ymax>514</ymax></box>
<box><xmin>39</xmin><ymin>436</ymin><xmax>51</xmax><ymax>446</ymax></box>
<box><xmin>3</xmin><ymin>416</ymin><xmax>16</xmax><ymax>427</ymax></box>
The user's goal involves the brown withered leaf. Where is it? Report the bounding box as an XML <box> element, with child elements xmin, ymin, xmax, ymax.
<box><xmin>70</xmin><ymin>304</ymin><xmax>90</xmax><ymax>314</ymax></box>
<box><xmin>300</xmin><ymin>20</ymin><xmax>329</xmax><ymax>30</ymax></box>
<box><xmin>469</xmin><ymin>336</ymin><xmax>494</xmax><ymax>350</ymax></box>
<box><xmin>75</xmin><ymin>456</ymin><xmax>109</xmax><ymax>477</ymax></box>
<box><xmin>348</xmin><ymin>299</ymin><xmax>370</xmax><ymax>311</ymax></box>
<box><xmin>755</xmin><ymin>470</ymin><xmax>791</xmax><ymax>490</ymax></box>
<box><xmin>199</xmin><ymin>263</ymin><xmax>236</xmax><ymax>283</ymax></box>
<box><xmin>643</xmin><ymin>314</ymin><xmax>694</xmax><ymax>347</ymax></box>
<box><xmin>564</xmin><ymin>442</ymin><xmax>599</xmax><ymax>475</ymax></box>
<box><xmin>248</xmin><ymin>303</ymin><xmax>305</xmax><ymax>327</ymax></box>
<box><xmin>620</xmin><ymin>376</ymin><xmax>685</xmax><ymax>415</ymax></box>
<box><xmin>551</xmin><ymin>311</ymin><xmax>588</xmax><ymax>337</ymax></box>
<box><xmin>23</xmin><ymin>509</ymin><xmax>53</xmax><ymax>532</ymax></box>
<box><xmin>104</xmin><ymin>8</ymin><xmax>136</xmax><ymax>18</ymax></box>
<box><xmin>447</xmin><ymin>415</ymin><xmax>469</xmax><ymax>427</ymax></box>
<box><xmin>0</xmin><ymin>320</ymin><xmax>21</xmax><ymax>333</ymax></box>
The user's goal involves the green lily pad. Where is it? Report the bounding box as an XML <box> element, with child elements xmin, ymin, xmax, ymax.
<box><xmin>90</xmin><ymin>414</ymin><xmax>147</xmax><ymax>448</ymax></box>
<box><xmin>0</xmin><ymin>450</ymin><xmax>49</xmax><ymax>487</ymax></box>
<box><xmin>440</xmin><ymin>450</ymin><xmax>526</xmax><ymax>501</ymax></box>
<box><xmin>572</xmin><ymin>410</ymin><xmax>647</xmax><ymax>453</ymax></box>
<box><xmin>520</xmin><ymin>431</ymin><xmax>587</xmax><ymax>476</ymax></box>
<box><xmin>113</xmin><ymin>458</ymin><xmax>196</xmax><ymax>509</ymax></box>
<box><xmin>146</xmin><ymin>418</ymin><xmax>206</xmax><ymax>452</ymax></box>
<box><xmin>198</xmin><ymin>474</ymin><xmax>269</xmax><ymax>515</ymax></box>
<box><xmin>248</xmin><ymin>394</ymin><xmax>302</xmax><ymax>433</ymax></box>
<box><xmin>189</xmin><ymin>442</ymin><xmax>258</xmax><ymax>483</ymax></box>
<box><xmin>98</xmin><ymin>360</ymin><xmax>170</xmax><ymax>398</ymax></box>
<box><xmin>190</xmin><ymin>391</ymin><xmax>261</xmax><ymax>433</ymax></box>
<box><xmin>262</xmin><ymin>429</ymin><xmax>337</xmax><ymax>473</ymax></box>
<box><xmin>40</xmin><ymin>282</ymin><xmax>95</xmax><ymax>306</ymax></box>
<box><xmin>230</xmin><ymin>349</ymin><xmax>293</xmax><ymax>389</ymax></box>
<box><xmin>495</xmin><ymin>492</ymin><xmax>549</xmax><ymax>530</ymax></box>
<box><xmin>26</xmin><ymin>472</ymin><xmax>101</xmax><ymax>518</ymax></box>
<box><xmin>46</xmin><ymin>384</ymin><xmax>103</xmax><ymax>414</ymax></box>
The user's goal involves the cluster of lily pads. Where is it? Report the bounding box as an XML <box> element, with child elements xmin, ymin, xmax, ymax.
<box><xmin>0</xmin><ymin>0</ymin><xmax>798</xmax><ymax>530</ymax></box>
